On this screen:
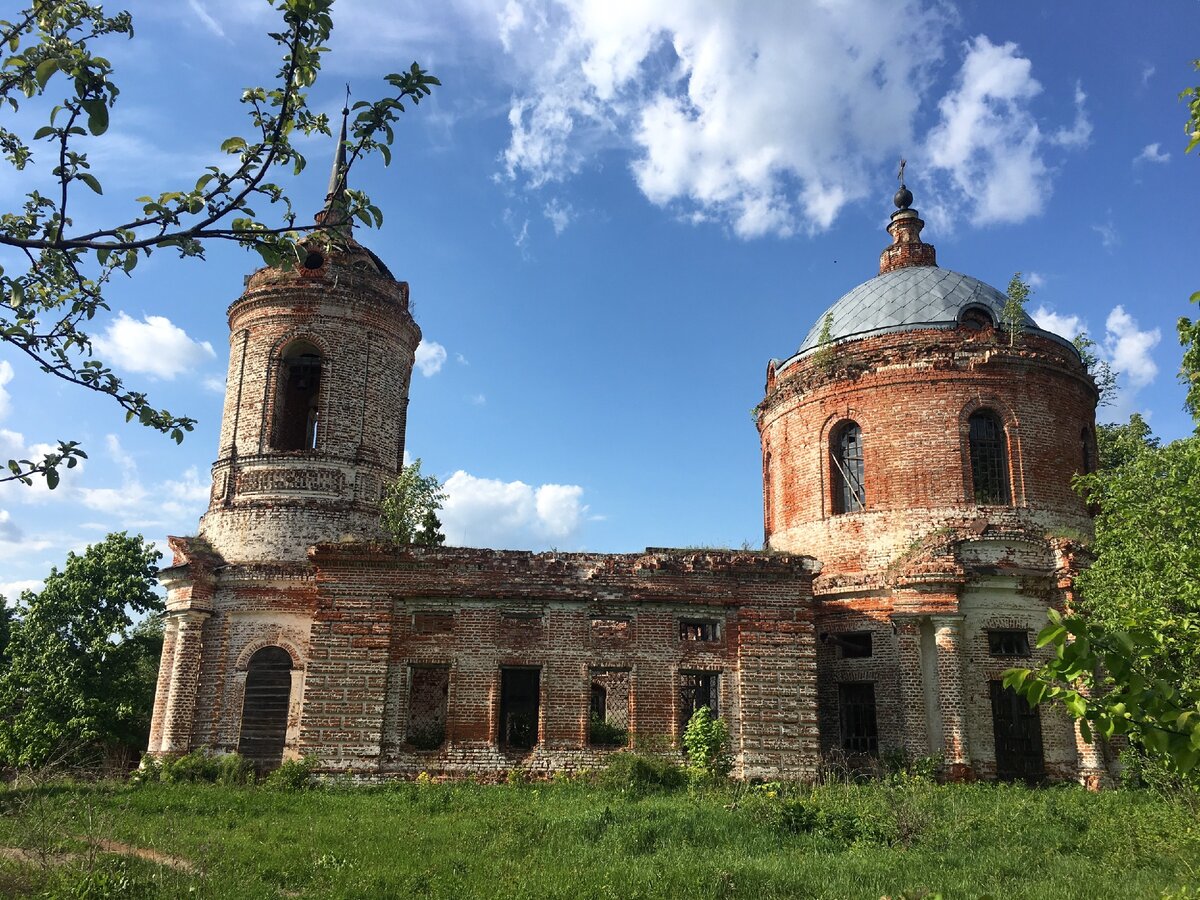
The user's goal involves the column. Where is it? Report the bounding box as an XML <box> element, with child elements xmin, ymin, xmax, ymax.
<box><xmin>146</xmin><ymin>615</ymin><xmax>181</xmax><ymax>754</ymax></box>
<box><xmin>160</xmin><ymin>611</ymin><xmax>210</xmax><ymax>754</ymax></box>
<box><xmin>932</xmin><ymin>615</ymin><xmax>971</xmax><ymax>774</ymax></box>
<box><xmin>893</xmin><ymin>616</ymin><xmax>930</xmax><ymax>758</ymax></box>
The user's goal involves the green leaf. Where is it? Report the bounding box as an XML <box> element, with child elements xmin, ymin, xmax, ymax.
<box><xmin>77</xmin><ymin>173</ymin><xmax>102</xmax><ymax>195</ymax></box>
<box><xmin>33</xmin><ymin>125</ymin><xmax>55</xmax><ymax>140</ymax></box>
<box><xmin>35</xmin><ymin>58</ymin><xmax>58</xmax><ymax>88</ymax></box>
<box><xmin>81</xmin><ymin>99</ymin><xmax>108</xmax><ymax>136</ymax></box>
<box><xmin>220</xmin><ymin>136</ymin><xmax>247</xmax><ymax>153</ymax></box>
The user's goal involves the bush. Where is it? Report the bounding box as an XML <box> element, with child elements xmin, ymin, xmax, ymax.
<box><xmin>682</xmin><ymin>707</ymin><xmax>732</xmax><ymax>783</ymax></box>
<box><xmin>776</xmin><ymin>796</ymin><xmax>891</xmax><ymax>845</ymax></box>
<box><xmin>264</xmin><ymin>755</ymin><xmax>320</xmax><ymax>791</ymax></box>
<box><xmin>588</xmin><ymin>715</ymin><xmax>628</xmax><ymax>747</ymax></box>
<box><xmin>599</xmin><ymin>751</ymin><xmax>687</xmax><ymax>794</ymax></box>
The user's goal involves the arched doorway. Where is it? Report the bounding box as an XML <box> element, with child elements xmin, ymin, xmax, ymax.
<box><xmin>238</xmin><ymin>646</ymin><xmax>293</xmax><ymax>771</ymax></box>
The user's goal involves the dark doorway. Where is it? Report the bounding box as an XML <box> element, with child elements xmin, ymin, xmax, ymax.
<box><xmin>273</xmin><ymin>342</ymin><xmax>322</xmax><ymax>451</ymax></box>
<box><xmin>990</xmin><ymin>680</ymin><xmax>1044</xmax><ymax>782</ymax></box>
<box><xmin>238</xmin><ymin>646</ymin><xmax>293</xmax><ymax>772</ymax></box>
<box><xmin>499</xmin><ymin>668</ymin><xmax>540</xmax><ymax>750</ymax></box>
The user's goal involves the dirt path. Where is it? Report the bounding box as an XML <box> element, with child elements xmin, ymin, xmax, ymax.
<box><xmin>0</xmin><ymin>839</ymin><xmax>195</xmax><ymax>873</ymax></box>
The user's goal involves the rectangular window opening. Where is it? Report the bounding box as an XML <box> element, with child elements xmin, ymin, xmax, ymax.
<box><xmin>407</xmin><ymin>666</ymin><xmax>449</xmax><ymax>750</ymax></box>
<box><xmin>988</xmin><ymin>630</ymin><xmax>1031</xmax><ymax>657</ymax></box>
<box><xmin>680</xmin><ymin>619</ymin><xmax>720</xmax><ymax>642</ymax></box>
<box><xmin>838</xmin><ymin>682</ymin><xmax>879</xmax><ymax>754</ymax></box>
<box><xmin>679</xmin><ymin>671</ymin><xmax>719</xmax><ymax>732</ymax></box>
<box><xmin>835</xmin><ymin>631</ymin><xmax>873</xmax><ymax>658</ymax></box>
<box><xmin>589</xmin><ymin>668</ymin><xmax>630</xmax><ymax>747</ymax></box>
<box><xmin>499</xmin><ymin>668</ymin><xmax>540</xmax><ymax>750</ymax></box>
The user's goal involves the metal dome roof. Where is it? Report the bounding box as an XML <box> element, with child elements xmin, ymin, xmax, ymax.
<box><xmin>794</xmin><ymin>266</ymin><xmax>1037</xmax><ymax>354</ymax></box>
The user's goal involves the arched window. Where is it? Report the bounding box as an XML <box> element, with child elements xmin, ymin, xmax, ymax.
<box><xmin>969</xmin><ymin>410</ymin><xmax>1011</xmax><ymax>504</ymax></box>
<box><xmin>831</xmin><ymin>421</ymin><xmax>866</xmax><ymax>514</ymax></box>
<box><xmin>237</xmin><ymin>646</ymin><xmax>293</xmax><ymax>772</ymax></box>
<box><xmin>1080</xmin><ymin>427</ymin><xmax>1095</xmax><ymax>474</ymax></box>
<box><xmin>273</xmin><ymin>340</ymin><xmax>322</xmax><ymax>450</ymax></box>
<box><xmin>959</xmin><ymin>305</ymin><xmax>995</xmax><ymax>331</ymax></box>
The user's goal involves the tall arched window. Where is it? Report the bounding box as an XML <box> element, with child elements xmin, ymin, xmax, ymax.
<box><xmin>969</xmin><ymin>410</ymin><xmax>1010</xmax><ymax>504</ymax></box>
<box><xmin>273</xmin><ymin>340</ymin><xmax>322</xmax><ymax>450</ymax></box>
<box><xmin>831</xmin><ymin>421</ymin><xmax>865</xmax><ymax>514</ymax></box>
<box><xmin>237</xmin><ymin>646</ymin><xmax>293</xmax><ymax>772</ymax></box>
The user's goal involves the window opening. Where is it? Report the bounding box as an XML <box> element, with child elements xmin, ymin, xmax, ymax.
<box><xmin>499</xmin><ymin>668</ymin><xmax>540</xmax><ymax>750</ymax></box>
<box><xmin>680</xmin><ymin>619</ymin><xmax>720</xmax><ymax>642</ymax></box>
<box><xmin>959</xmin><ymin>307</ymin><xmax>994</xmax><ymax>330</ymax></box>
<box><xmin>1080</xmin><ymin>427</ymin><xmax>1095</xmax><ymax>475</ymax></box>
<box><xmin>831</xmin><ymin>422</ymin><xmax>866</xmax><ymax>513</ymax></box>
<box><xmin>679</xmin><ymin>671</ymin><xmax>718</xmax><ymax>731</ymax></box>
<box><xmin>987</xmin><ymin>630</ymin><xmax>1030</xmax><ymax>657</ymax></box>
<box><xmin>407</xmin><ymin>666</ymin><xmax>449</xmax><ymax>750</ymax></box>
<box><xmin>274</xmin><ymin>342</ymin><xmax>322</xmax><ymax>451</ymax></box>
<box><xmin>589</xmin><ymin>669</ymin><xmax>630</xmax><ymax>747</ymax></box>
<box><xmin>834</xmin><ymin>631</ymin><xmax>873</xmax><ymax>658</ymax></box>
<box><xmin>990</xmin><ymin>680</ymin><xmax>1045</xmax><ymax>782</ymax></box>
<box><xmin>237</xmin><ymin>646</ymin><xmax>292</xmax><ymax>772</ymax></box>
<box><xmin>968</xmin><ymin>410</ymin><xmax>1010</xmax><ymax>504</ymax></box>
<box><xmin>838</xmin><ymin>682</ymin><xmax>878</xmax><ymax>754</ymax></box>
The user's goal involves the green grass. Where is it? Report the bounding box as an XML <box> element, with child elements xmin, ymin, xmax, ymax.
<box><xmin>1</xmin><ymin>778</ymin><xmax>1197</xmax><ymax>899</ymax></box>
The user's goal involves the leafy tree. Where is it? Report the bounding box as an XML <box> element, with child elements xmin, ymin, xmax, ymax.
<box><xmin>1073</xmin><ymin>332</ymin><xmax>1118</xmax><ymax>408</ymax></box>
<box><xmin>0</xmin><ymin>532</ymin><xmax>164</xmax><ymax>768</ymax></box>
<box><xmin>0</xmin><ymin>1</ymin><xmax>438</xmax><ymax>488</ymax></box>
<box><xmin>0</xmin><ymin>592</ymin><xmax>15</xmax><ymax>669</ymax></box>
<box><xmin>1096</xmin><ymin>412</ymin><xmax>1159</xmax><ymax>471</ymax></box>
<box><xmin>381</xmin><ymin>459</ymin><xmax>448</xmax><ymax>546</ymax></box>
<box><xmin>812</xmin><ymin>311</ymin><xmax>836</xmax><ymax>370</ymax></box>
<box><xmin>681</xmin><ymin>706</ymin><xmax>732</xmax><ymax>782</ymax></box>
<box><xmin>1003</xmin><ymin>272</ymin><xmax>1031</xmax><ymax>346</ymax></box>
<box><xmin>1179</xmin><ymin>294</ymin><xmax>1200</xmax><ymax>429</ymax></box>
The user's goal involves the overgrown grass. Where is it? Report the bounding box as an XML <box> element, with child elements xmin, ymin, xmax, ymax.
<box><xmin>0</xmin><ymin>776</ymin><xmax>1197</xmax><ymax>898</ymax></box>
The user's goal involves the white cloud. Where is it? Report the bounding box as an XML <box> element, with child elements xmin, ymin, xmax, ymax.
<box><xmin>470</xmin><ymin>393</ymin><xmax>487</xmax><ymax>406</ymax></box>
<box><xmin>0</xmin><ymin>578</ymin><xmax>42</xmax><ymax>599</ymax></box>
<box><xmin>0</xmin><ymin>360</ymin><xmax>12</xmax><ymax>420</ymax></box>
<box><xmin>1091</xmin><ymin>219</ymin><xmax>1119</xmax><ymax>250</ymax></box>
<box><xmin>1032</xmin><ymin>304</ymin><xmax>1083</xmax><ymax>340</ymax></box>
<box><xmin>543</xmin><ymin>198</ymin><xmax>575</xmax><ymax>234</ymax></box>
<box><xmin>1135</xmin><ymin>143</ymin><xmax>1170</xmax><ymax>165</ymax></box>
<box><xmin>1104</xmin><ymin>306</ymin><xmax>1160</xmax><ymax>389</ymax></box>
<box><xmin>187</xmin><ymin>0</ymin><xmax>226</xmax><ymax>38</ymax></box>
<box><xmin>441</xmin><ymin>470</ymin><xmax>588</xmax><ymax>548</ymax></box>
<box><xmin>1026</xmin><ymin>271</ymin><xmax>1046</xmax><ymax>290</ymax></box>
<box><xmin>1049</xmin><ymin>81</ymin><xmax>1092</xmax><ymax>148</ymax></box>
<box><xmin>1141</xmin><ymin>64</ymin><xmax>1156</xmax><ymax>87</ymax></box>
<box><xmin>415</xmin><ymin>340</ymin><xmax>448</xmax><ymax>377</ymax></box>
<box><xmin>498</xmin><ymin>0</ymin><xmax>951</xmax><ymax>236</ymax></box>
<box><xmin>92</xmin><ymin>312</ymin><xmax>215</xmax><ymax>380</ymax></box>
<box><xmin>454</xmin><ymin>353</ymin><xmax>470</xmax><ymax>366</ymax></box>
<box><xmin>925</xmin><ymin>36</ymin><xmax>1048</xmax><ymax>225</ymax></box>
<box><xmin>203</xmin><ymin>376</ymin><xmax>227</xmax><ymax>394</ymax></box>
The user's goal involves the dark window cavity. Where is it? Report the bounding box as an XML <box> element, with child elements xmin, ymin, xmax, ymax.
<box><xmin>1080</xmin><ymin>427</ymin><xmax>1095</xmax><ymax>475</ymax></box>
<box><xmin>273</xmin><ymin>340</ymin><xmax>322</xmax><ymax>451</ymax></box>
<box><xmin>831</xmin><ymin>421</ymin><xmax>866</xmax><ymax>514</ymax></box>
<box><xmin>407</xmin><ymin>666</ymin><xmax>449</xmax><ymax>750</ymax></box>
<box><xmin>680</xmin><ymin>619</ymin><xmax>720</xmax><ymax>642</ymax></box>
<box><xmin>968</xmin><ymin>410</ymin><xmax>1011</xmax><ymax>504</ymax></box>
<box><xmin>959</xmin><ymin>306</ymin><xmax>994</xmax><ymax>330</ymax></box>
<box><xmin>836</xmin><ymin>631</ymin><xmax>873</xmax><ymax>659</ymax></box>
<box><xmin>679</xmin><ymin>672</ymin><xmax>719</xmax><ymax>731</ymax></box>
<box><xmin>499</xmin><ymin>668</ymin><xmax>540</xmax><ymax>750</ymax></box>
<box><xmin>988</xmin><ymin>630</ymin><xmax>1031</xmax><ymax>657</ymax></box>
<box><xmin>838</xmin><ymin>682</ymin><xmax>878</xmax><ymax>754</ymax></box>
<box><xmin>237</xmin><ymin>646</ymin><xmax>292</xmax><ymax>772</ymax></box>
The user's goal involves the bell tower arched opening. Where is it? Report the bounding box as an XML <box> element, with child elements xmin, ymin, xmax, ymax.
<box><xmin>273</xmin><ymin>340</ymin><xmax>323</xmax><ymax>451</ymax></box>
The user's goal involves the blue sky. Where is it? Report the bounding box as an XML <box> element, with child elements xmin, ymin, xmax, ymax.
<box><xmin>1</xmin><ymin>0</ymin><xmax>1197</xmax><ymax>596</ymax></box>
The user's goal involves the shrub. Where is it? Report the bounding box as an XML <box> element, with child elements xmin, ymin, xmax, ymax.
<box><xmin>682</xmin><ymin>707</ymin><xmax>732</xmax><ymax>783</ymax></box>
<box><xmin>599</xmin><ymin>751</ymin><xmax>687</xmax><ymax>794</ymax></box>
<box><xmin>776</xmin><ymin>796</ymin><xmax>890</xmax><ymax>845</ymax></box>
<box><xmin>264</xmin><ymin>755</ymin><xmax>320</xmax><ymax>791</ymax></box>
<box><xmin>156</xmin><ymin>750</ymin><xmax>255</xmax><ymax>785</ymax></box>
<box><xmin>588</xmin><ymin>715</ymin><xmax>628</xmax><ymax>747</ymax></box>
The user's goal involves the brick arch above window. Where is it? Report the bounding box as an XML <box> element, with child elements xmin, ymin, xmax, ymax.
<box><xmin>235</xmin><ymin>637</ymin><xmax>304</xmax><ymax>672</ymax></box>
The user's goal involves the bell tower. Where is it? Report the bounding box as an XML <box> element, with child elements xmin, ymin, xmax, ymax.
<box><xmin>198</xmin><ymin>111</ymin><xmax>421</xmax><ymax>562</ymax></box>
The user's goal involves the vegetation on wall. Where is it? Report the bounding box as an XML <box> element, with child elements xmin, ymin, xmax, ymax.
<box><xmin>381</xmin><ymin>458</ymin><xmax>447</xmax><ymax>546</ymax></box>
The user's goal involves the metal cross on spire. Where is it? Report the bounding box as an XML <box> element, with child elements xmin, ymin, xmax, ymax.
<box><xmin>897</xmin><ymin>158</ymin><xmax>907</xmax><ymax>188</ymax></box>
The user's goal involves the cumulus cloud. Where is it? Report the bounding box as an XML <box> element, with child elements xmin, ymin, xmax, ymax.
<box><xmin>0</xmin><ymin>578</ymin><xmax>42</xmax><ymax>599</ymax></box>
<box><xmin>1049</xmin><ymin>81</ymin><xmax>1092</xmax><ymax>148</ymax></box>
<box><xmin>92</xmin><ymin>312</ymin><xmax>215</xmax><ymax>379</ymax></box>
<box><xmin>441</xmin><ymin>470</ymin><xmax>588</xmax><ymax>548</ymax></box>
<box><xmin>925</xmin><ymin>36</ymin><xmax>1050</xmax><ymax>225</ymax></box>
<box><xmin>415</xmin><ymin>340</ymin><xmax>448</xmax><ymax>377</ymax></box>
<box><xmin>1135</xmin><ymin>143</ymin><xmax>1170</xmax><ymax>165</ymax></box>
<box><xmin>498</xmin><ymin>0</ymin><xmax>951</xmax><ymax>236</ymax></box>
<box><xmin>1103</xmin><ymin>306</ymin><xmax>1160</xmax><ymax>389</ymax></box>
<box><xmin>1032</xmin><ymin>304</ymin><xmax>1083</xmax><ymax>340</ymax></box>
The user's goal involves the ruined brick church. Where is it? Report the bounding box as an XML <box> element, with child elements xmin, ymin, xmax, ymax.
<box><xmin>148</xmin><ymin>132</ymin><xmax>1107</xmax><ymax>784</ymax></box>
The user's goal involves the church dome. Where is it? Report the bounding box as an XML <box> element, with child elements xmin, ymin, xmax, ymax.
<box><xmin>794</xmin><ymin>266</ymin><xmax>1036</xmax><ymax>354</ymax></box>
